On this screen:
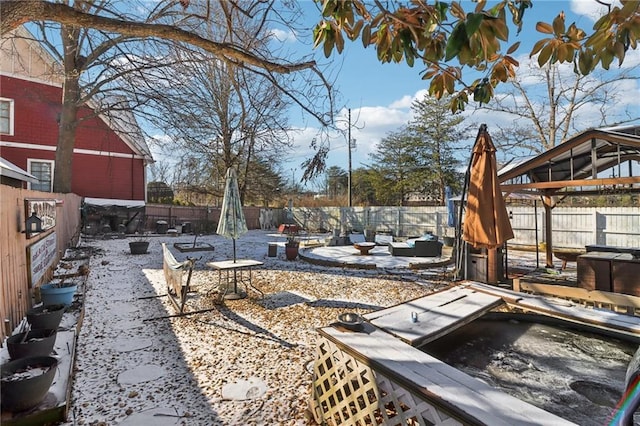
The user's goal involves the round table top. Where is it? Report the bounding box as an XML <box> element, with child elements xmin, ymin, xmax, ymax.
<box><xmin>354</xmin><ymin>242</ymin><xmax>376</xmax><ymax>248</ymax></box>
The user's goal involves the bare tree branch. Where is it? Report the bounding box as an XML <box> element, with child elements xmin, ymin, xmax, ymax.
<box><xmin>1</xmin><ymin>0</ymin><xmax>315</xmax><ymax>74</ymax></box>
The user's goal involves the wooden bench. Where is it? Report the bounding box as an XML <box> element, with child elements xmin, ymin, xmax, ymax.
<box><xmin>162</xmin><ymin>243</ymin><xmax>197</xmax><ymax>314</ymax></box>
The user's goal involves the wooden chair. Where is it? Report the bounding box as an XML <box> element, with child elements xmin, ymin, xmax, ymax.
<box><xmin>161</xmin><ymin>243</ymin><xmax>196</xmax><ymax>314</ymax></box>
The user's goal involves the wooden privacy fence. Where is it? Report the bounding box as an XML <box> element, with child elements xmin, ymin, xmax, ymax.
<box><xmin>0</xmin><ymin>186</ymin><xmax>82</xmax><ymax>341</ymax></box>
<box><xmin>139</xmin><ymin>205</ymin><xmax>638</xmax><ymax>248</ymax></box>
<box><xmin>143</xmin><ymin>204</ymin><xmax>262</xmax><ymax>233</ymax></box>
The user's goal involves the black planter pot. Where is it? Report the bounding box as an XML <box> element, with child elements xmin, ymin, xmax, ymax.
<box><xmin>27</xmin><ymin>304</ymin><xmax>66</xmax><ymax>330</ymax></box>
<box><xmin>364</xmin><ymin>229</ymin><xmax>376</xmax><ymax>242</ymax></box>
<box><xmin>7</xmin><ymin>329</ymin><xmax>57</xmax><ymax>360</ymax></box>
<box><xmin>129</xmin><ymin>241</ymin><xmax>150</xmax><ymax>255</ymax></box>
<box><xmin>1</xmin><ymin>356</ymin><xmax>58</xmax><ymax>412</ymax></box>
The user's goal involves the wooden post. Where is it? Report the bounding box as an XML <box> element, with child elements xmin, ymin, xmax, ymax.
<box><xmin>487</xmin><ymin>247</ymin><xmax>497</xmax><ymax>284</ymax></box>
<box><xmin>513</xmin><ymin>277</ymin><xmax>520</xmax><ymax>292</ymax></box>
<box><xmin>543</xmin><ymin>194</ymin><xmax>554</xmax><ymax>268</ymax></box>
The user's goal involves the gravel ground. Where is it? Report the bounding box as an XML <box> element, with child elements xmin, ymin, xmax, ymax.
<box><xmin>62</xmin><ymin>230</ymin><xmax>452</xmax><ymax>425</ymax></box>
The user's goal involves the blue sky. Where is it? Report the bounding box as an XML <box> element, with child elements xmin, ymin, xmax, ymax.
<box><xmin>280</xmin><ymin>1</ymin><xmax>640</xmax><ymax>189</ymax></box>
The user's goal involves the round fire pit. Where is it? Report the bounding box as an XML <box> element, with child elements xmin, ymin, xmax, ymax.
<box><xmin>354</xmin><ymin>242</ymin><xmax>376</xmax><ymax>255</ymax></box>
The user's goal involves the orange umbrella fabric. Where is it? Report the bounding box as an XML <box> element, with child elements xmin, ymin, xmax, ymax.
<box><xmin>463</xmin><ymin>128</ymin><xmax>514</xmax><ymax>249</ymax></box>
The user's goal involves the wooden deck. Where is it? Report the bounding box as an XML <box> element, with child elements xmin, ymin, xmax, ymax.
<box><xmin>312</xmin><ymin>282</ymin><xmax>640</xmax><ymax>425</ymax></box>
<box><xmin>318</xmin><ymin>321</ymin><xmax>576</xmax><ymax>426</ymax></box>
<box><xmin>469</xmin><ymin>281</ymin><xmax>640</xmax><ymax>341</ymax></box>
<box><xmin>363</xmin><ymin>286</ymin><xmax>504</xmax><ymax>347</ymax></box>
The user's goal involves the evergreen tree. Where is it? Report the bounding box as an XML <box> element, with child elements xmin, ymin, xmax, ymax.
<box><xmin>351</xmin><ymin>168</ymin><xmax>377</xmax><ymax>206</ymax></box>
<box><xmin>407</xmin><ymin>96</ymin><xmax>471</xmax><ymax>203</ymax></box>
<box><xmin>368</xmin><ymin>95</ymin><xmax>470</xmax><ymax>205</ymax></box>
<box><xmin>368</xmin><ymin>129</ymin><xmax>423</xmax><ymax>206</ymax></box>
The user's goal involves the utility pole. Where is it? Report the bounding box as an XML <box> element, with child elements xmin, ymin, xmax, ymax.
<box><xmin>348</xmin><ymin>108</ymin><xmax>352</xmax><ymax>207</ymax></box>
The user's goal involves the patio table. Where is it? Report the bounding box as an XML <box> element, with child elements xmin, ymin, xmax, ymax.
<box><xmin>207</xmin><ymin>259</ymin><xmax>264</xmax><ymax>299</ymax></box>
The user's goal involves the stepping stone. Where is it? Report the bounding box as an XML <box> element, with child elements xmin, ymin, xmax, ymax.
<box><xmin>222</xmin><ymin>377</ymin><xmax>267</xmax><ymax>400</ymax></box>
<box><xmin>117</xmin><ymin>364</ymin><xmax>167</xmax><ymax>385</ymax></box>
<box><xmin>118</xmin><ymin>407</ymin><xmax>181</xmax><ymax>425</ymax></box>
<box><xmin>113</xmin><ymin>337</ymin><xmax>153</xmax><ymax>352</ymax></box>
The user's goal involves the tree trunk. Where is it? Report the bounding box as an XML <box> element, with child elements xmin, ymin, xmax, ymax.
<box><xmin>54</xmin><ymin>79</ymin><xmax>80</xmax><ymax>193</ymax></box>
<box><xmin>53</xmin><ymin>25</ymin><xmax>81</xmax><ymax>193</ymax></box>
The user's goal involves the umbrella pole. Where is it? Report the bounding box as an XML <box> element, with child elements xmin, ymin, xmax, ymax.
<box><xmin>232</xmin><ymin>238</ymin><xmax>237</xmax><ymax>293</ymax></box>
<box><xmin>455</xmin><ymin>128</ymin><xmax>483</xmax><ymax>280</ymax></box>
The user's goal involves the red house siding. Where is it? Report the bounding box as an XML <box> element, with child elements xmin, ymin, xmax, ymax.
<box><xmin>0</xmin><ymin>75</ymin><xmax>147</xmax><ymax>200</ymax></box>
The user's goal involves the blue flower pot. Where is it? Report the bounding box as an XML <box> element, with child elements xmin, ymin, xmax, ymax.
<box><xmin>39</xmin><ymin>283</ymin><xmax>77</xmax><ymax>307</ymax></box>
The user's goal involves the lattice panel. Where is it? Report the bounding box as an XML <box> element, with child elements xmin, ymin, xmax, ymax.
<box><xmin>311</xmin><ymin>337</ymin><xmax>462</xmax><ymax>426</ymax></box>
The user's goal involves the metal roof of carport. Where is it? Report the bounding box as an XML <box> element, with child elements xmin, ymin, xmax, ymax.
<box><xmin>493</xmin><ymin>125</ymin><xmax>640</xmax><ymax>268</ymax></box>
<box><xmin>498</xmin><ymin>126</ymin><xmax>640</xmax><ymax>197</ymax></box>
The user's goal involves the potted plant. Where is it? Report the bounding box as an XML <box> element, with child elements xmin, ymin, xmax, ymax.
<box><xmin>285</xmin><ymin>231</ymin><xmax>299</xmax><ymax>261</ymax></box>
<box><xmin>7</xmin><ymin>329</ymin><xmax>57</xmax><ymax>360</ymax></box>
<box><xmin>27</xmin><ymin>304</ymin><xmax>66</xmax><ymax>330</ymax></box>
<box><xmin>129</xmin><ymin>234</ymin><xmax>150</xmax><ymax>255</ymax></box>
<box><xmin>39</xmin><ymin>279</ymin><xmax>77</xmax><ymax>307</ymax></box>
<box><xmin>1</xmin><ymin>356</ymin><xmax>58</xmax><ymax>412</ymax></box>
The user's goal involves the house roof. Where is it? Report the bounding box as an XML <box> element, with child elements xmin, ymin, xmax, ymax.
<box><xmin>95</xmin><ymin>97</ymin><xmax>154</xmax><ymax>162</ymax></box>
<box><xmin>498</xmin><ymin>125</ymin><xmax>640</xmax><ymax>197</ymax></box>
<box><xmin>0</xmin><ymin>157</ymin><xmax>39</xmax><ymax>183</ymax></box>
<box><xmin>2</xmin><ymin>26</ymin><xmax>153</xmax><ymax>164</ymax></box>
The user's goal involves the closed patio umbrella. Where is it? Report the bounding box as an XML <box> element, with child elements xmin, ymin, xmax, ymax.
<box><xmin>217</xmin><ymin>168</ymin><xmax>248</xmax><ymax>297</ymax></box>
<box><xmin>458</xmin><ymin>125</ymin><xmax>514</xmax><ymax>283</ymax></box>
<box><xmin>463</xmin><ymin>125</ymin><xmax>514</xmax><ymax>249</ymax></box>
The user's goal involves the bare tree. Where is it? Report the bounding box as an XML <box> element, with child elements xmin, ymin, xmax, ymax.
<box><xmin>2</xmin><ymin>0</ymin><xmax>335</xmax><ymax>193</ymax></box>
<box><xmin>480</xmin><ymin>60</ymin><xmax>640</xmax><ymax>159</ymax></box>
<box><xmin>130</xmin><ymin>2</ymin><xmax>297</xmax><ymax>204</ymax></box>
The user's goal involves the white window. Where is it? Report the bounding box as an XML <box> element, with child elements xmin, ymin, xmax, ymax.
<box><xmin>28</xmin><ymin>159</ymin><xmax>54</xmax><ymax>192</ymax></box>
<box><xmin>0</xmin><ymin>98</ymin><xmax>14</xmax><ymax>135</ymax></box>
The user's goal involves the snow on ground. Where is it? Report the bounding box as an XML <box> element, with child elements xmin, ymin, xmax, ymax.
<box><xmin>61</xmin><ymin>230</ymin><xmax>544</xmax><ymax>425</ymax></box>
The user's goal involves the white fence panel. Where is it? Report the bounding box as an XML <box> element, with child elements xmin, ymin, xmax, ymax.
<box><xmin>550</xmin><ymin>208</ymin><xmax>595</xmax><ymax>249</ymax></box>
<box><xmin>598</xmin><ymin>207</ymin><xmax>640</xmax><ymax>247</ymax></box>
<box><xmin>291</xmin><ymin>206</ymin><xmax>640</xmax><ymax>249</ymax></box>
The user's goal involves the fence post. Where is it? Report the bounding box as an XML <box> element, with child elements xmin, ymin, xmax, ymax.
<box><xmin>595</xmin><ymin>211</ymin><xmax>606</xmax><ymax>245</ymax></box>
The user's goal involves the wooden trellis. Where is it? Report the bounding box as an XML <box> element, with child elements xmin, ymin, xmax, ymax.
<box><xmin>310</xmin><ymin>337</ymin><xmax>461</xmax><ymax>426</ymax></box>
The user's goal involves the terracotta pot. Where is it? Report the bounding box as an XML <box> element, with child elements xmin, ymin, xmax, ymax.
<box><xmin>1</xmin><ymin>356</ymin><xmax>58</xmax><ymax>412</ymax></box>
<box><xmin>285</xmin><ymin>244</ymin><xmax>299</xmax><ymax>260</ymax></box>
<box><xmin>7</xmin><ymin>329</ymin><xmax>57</xmax><ymax>360</ymax></box>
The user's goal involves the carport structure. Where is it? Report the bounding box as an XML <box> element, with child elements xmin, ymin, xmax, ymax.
<box><xmin>498</xmin><ymin>125</ymin><xmax>640</xmax><ymax>267</ymax></box>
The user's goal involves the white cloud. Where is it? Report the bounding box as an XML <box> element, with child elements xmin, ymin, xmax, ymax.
<box><xmin>570</xmin><ymin>0</ymin><xmax>622</xmax><ymax>21</ymax></box>
<box><xmin>388</xmin><ymin>95</ymin><xmax>414</xmax><ymax>109</ymax></box>
<box><xmin>288</xmin><ymin>94</ymin><xmax>419</xmax><ymax>175</ymax></box>
<box><xmin>268</xmin><ymin>28</ymin><xmax>297</xmax><ymax>43</ymax></box>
